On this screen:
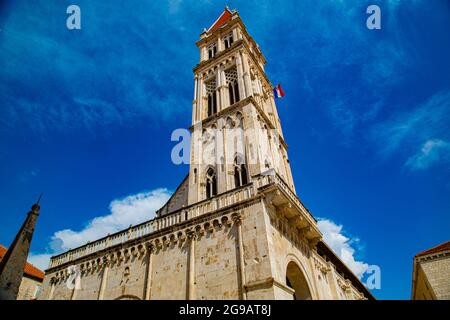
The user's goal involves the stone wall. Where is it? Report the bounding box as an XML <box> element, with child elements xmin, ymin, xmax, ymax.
<box><xmin>17</xmin><ymin>276</ymin><xmax>42</xmax><ymax>300</ymax></box>
<box><xmin>41</xmin><ymin>189</ymin><xmax>370</xmax><ymax>300</ymax></box>
<box><xmin>42</xmin><ymin>204</ymin><xmax>263</xmax><ymax>300</ymax></box>
<box><xmin>419</xmin><ymin>254</ymin><xmax>450</xmax><ymax>300</ymax></box>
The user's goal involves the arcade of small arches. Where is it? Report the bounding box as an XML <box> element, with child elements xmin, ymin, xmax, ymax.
<box><xmin>45</xmin><ymin>205</ymin><xmax>354</xmax><ymax>300</ymax></box>
<box><xmin>204</xmin><ymin>153</ymin><xmax>248</xmax><ymax>200</ymax></box>
<box><xmin>205</xmin><ymin>66</ymin><xmax>241</xmax><ymax>118</ymax></box>
<box><xmin>198</xmin><ymin>51</ymin><xmax>273</xmax><ymax>121</ymax></box>
<box><xmin>200</xmin><ymin>111</ymin><xmax>249</xmax><ymax>200</ymax></box>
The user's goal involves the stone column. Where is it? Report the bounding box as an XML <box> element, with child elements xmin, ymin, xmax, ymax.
<box><xmin>344</xmin><ymin>280</ymin><xmax>355</xmax><ymax>300</ymax></box>
<box><xmin>187</xmin><ymin>231</ymin><xmax>196</xmax><ymax>300</ymax></box>
<box><xmin>307</xmin><ymin>257</ymin><xmax>321</xmax><ymax>300</ymax></box>
<box><xmin>218</xmin><ymin>66</ymin><xmax>227</xmax><ymax>111</ymax></box>
<box><xmin>198</xmin><ymin>76</ymin><xmax>205</xmax><ymax>120</ymax></box>
<box><xmin>215</xmin><ymin>69</ymin><xmax>222</xmax><ymax>112</ymax></box>
<box><xmin>144</xmin><ymin>243</ymin><xmax>154</xmax><ymax>300</ymax></box>
<box><xmin>192</xmin><ymin>75</ymin><xmax>198</xmax><ymax>124</ymax></box>
<box><xmin>326</xmin><ymin>262</ymin><xmax>340</xmax><ymax>300</ymax></box>
<box><xmin>241</xmin><ymin>51</ymin><xmax>253</xmax><ymax>98</ymax></box>
<box><xmin>269</xmin><ymin>94</ymin><xmax>284</xmax><ymax>137</ymax></box>
<box><xmin>70</xmin><ymin>278</ymin><xmax>77</xmax><ymax>300</ymax></box>
<box><xmin>97</xmin><ymin>256</ymin><xmax>110</xmax><ymax>300</ymax></box>
<box><xmin>217</xmin><ymin>36</ymin><xmax>223</xmax><ymax>52</ymax></box>
<box><xmin>232</xmin><ymin>28</ymin><xmax>238</xmax><ymax>42</ymax></box>
<box><xmin>233</xmin><ymin>213</ymin><xmax>247</xmax><ymax>300</ymax></box>
<box><xmin>236</xmin><ymin>55</ymin><xmax>247</xmax><ymax>99</ymax></box>
<box><xmin>48</xmin><ymin>278</ymin><xmax>56</xmax><ymax>300</ymax></box>
<box><xmin>222</xmin><ymin>122</ymin><xmax>230</xmax><ymax>191</ymax></box>
<box><xmin>285</xmin><ymin>156</ymin><xmax>296</xmax><ymax>192</ymax></box>
<box><xmin>200</xmin><ymin>46</ymin><xmax>207</xmax><ymax>62</ymax></box>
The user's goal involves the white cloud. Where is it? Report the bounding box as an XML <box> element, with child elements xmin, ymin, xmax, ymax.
<box><xmin>31</xmin><ymin>188</ymin><xmax>171</xmax><ymax>270</ymax></box>
<box><xmin>18</xmin><ymin>169</ymin><xmax>40</xmax><ymax>182</ymax></box>
<box><xmin>317</xmin><ymin>218</ymin><xmax>369</xmax><ymax>279</ymax></box>
<box><xmin>406</xmin><ymin>139</ymin><xmax>450</xmax><ymax>170</ymax></box>
<box><xmin>372</xmin><ymin>90</ymin><xmax>450</xmax><ymax>157</ymax></box>
<box><xmin>28</xmin><ymin>253</ymin><xmax>53</xmax><ymax>271</ymax></box>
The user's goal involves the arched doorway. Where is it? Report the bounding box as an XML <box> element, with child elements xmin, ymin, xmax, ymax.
<box><xmin>114</xmin><ymin>294</ymin><xmax>141</xmax><ymax>300</ymax></box>
<box><xmin>286</xmin><ymin>261</ymin><xmax>313</xmax><ymax>300</ymax></box>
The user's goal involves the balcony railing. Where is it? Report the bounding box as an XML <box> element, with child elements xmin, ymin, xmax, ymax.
<box><xmin>48</xmin><ymin>170</ymin><xmax>314</xmax><ymax>269</ymax></box>
<box><xmin>254</xmin><ymin>169</ymin><xmax>316</xmax><ymax>225</ymax></box>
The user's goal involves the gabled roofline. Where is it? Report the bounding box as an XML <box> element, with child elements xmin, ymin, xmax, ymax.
<box><xmin>207</xmin><ymin>7</ymin><xmax>233</xmax><ymax>33</ymax></box>
<box><xmin>155</xmin><ymin>174</ymin><xmax>189</xmax><ymax>216</ymax></box>
<box><xmin>415</xmin><ymin>240</ymin><xmax>450</xmax><ymax>258</ymax></box>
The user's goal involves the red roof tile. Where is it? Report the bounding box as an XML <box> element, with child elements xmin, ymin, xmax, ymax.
<box><xmin>0</xmin><ymin>244</ymin><xmax>45</xmax><ymax>281</ymax></box>
<box><xmin>208</xmin><ymin>8</ymin><xmax>232</xmax><ymax>33</ymax></box>
<box><xmin>415</xmin><ymin>240</ymin><xmax>450</xmax><ymax>258</ymax></box>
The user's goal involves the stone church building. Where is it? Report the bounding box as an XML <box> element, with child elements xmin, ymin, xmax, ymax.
<box><xmin>41</xmin><ymin>8</ymin><xmax>374</xmax><ymax>300</ymax></box>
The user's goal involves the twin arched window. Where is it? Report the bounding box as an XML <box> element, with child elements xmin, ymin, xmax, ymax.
<box><xmin>228</xmin><ymin>80</ymin><xmax>240</xmax><ymax>105</ymax></box>
<box><xmin>205</xmin><ymin>167</ymin><xmax>217</xmax><ymax>199</ymax></box>
<box><xmin>234</xmin><ymin>155</ymin><xmax>248</xmax><ymax>188</ymax></box>
<box><xmin>224</xmin><ymin>33</ymin><xmax>234</xmax><ymax>49</ymax></box>
<box><xmin>207</xmin><ymin>43</ymin><xmax>217</xmax><ymax>59</ymax></box>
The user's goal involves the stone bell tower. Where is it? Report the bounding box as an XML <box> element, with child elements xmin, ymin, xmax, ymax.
<box><xmin>188</xmin><ymin>7</ymin><xmax>295</xmax><ymax>205</ymax></box>
<box><xmin>0</xmin><ymin>199</ymin><xmax>41</xmax><ymax>300</ymax></box>
<box><xmin>40</xmin><ymin>8</ymin><xmax>373</xmax><ymax>301</ymax></box>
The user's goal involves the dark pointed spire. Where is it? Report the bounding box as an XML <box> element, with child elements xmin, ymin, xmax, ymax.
<box><xmin>36</xmin><ymin>193</ymin><xmax>43</xmax><ymax>205</ymax></box>
<box><xmin>0</xmin><ymin>199</ymin><xmax>41</xmax><ymax>300</ymax></box>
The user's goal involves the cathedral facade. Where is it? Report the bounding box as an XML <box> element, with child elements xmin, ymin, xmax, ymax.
<box><xmin>41</xmin><ymin>8</ymin><xmax>373</xmax><ymax>300</ymax></box>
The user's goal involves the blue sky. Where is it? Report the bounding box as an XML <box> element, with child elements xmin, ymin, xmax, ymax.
<box><xmin>0</xmin><ymin>0</ymin><xmax>449</xmax><ymax>300</ymax></box>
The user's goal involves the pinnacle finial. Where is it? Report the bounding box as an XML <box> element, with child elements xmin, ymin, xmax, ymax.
<box><xmin>31</xmin><ymin>193</ymin><xmax>43</xmax><ymax>214</ymax></box>
<box><xmin>36</xmin><ymin>193</ymin><xmax>43</xmax><ymax>205</ymax></box>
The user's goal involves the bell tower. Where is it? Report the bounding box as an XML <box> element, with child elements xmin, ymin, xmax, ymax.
<box><xmin>188</xmin><ymin>7</ymin><xmax>296</xmax><ymax>205</ymax></box>
<box><xmin>188</xmin><ymin>7</ymin><xmax>295</xmax><ymax>205</ymax></box>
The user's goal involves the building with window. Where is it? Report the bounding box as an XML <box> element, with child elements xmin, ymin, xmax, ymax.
<box><xmin>40</xmin><ymin>7</ymin><xmax>373</xmax><ymax>300</ymax></box>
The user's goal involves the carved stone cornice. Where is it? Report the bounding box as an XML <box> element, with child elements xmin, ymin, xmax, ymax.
<box><xmin>145</xmin><ymin>241</ymin><xmax>155</xmax><ymax>253</ymax></box>
<box><xmin>46</xmin><ymin>199</ymin><xmax>261</xmax><ymax>274</ymax></box>
<box><xmin>308</xmin><ymin>236</ymin><xmax>321</xmax><ymax>248</ymax></box>
<box><xmin>231</xmin><ymin>212</ymin><xmax>243</xmax><ymax>225</ymax></box>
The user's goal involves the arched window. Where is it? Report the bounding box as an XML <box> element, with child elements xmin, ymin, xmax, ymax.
<box><xmin>228</xmin><ymin>80</ymin><xmax>240</xmax><ymax>105</ymax></box>
<box><xmin>207</xmin><ymin>42</ymin><xmax>217</xmax><ymax>59</ymax></box>
<box><xmin>206</xmin><ymin>168</ymin><xmax>217</xmax><ymax>199</ymax></box>
<box><xmin>206</xmin><ymin>78</ymin><xmax>217</xmax><ymax>117</ymax></box>
<box><xmin>208</xmin><ymin>95</ymin><xmax>212</xmax><ymax>116</ymax></box>
<box><xmin>286</xmin><ymin>261</ymin><xmax>313</xmax><ymax>300</ymax></box>
<box><xmin>224</xmin><ymin>32</ymin><xmax>234</xmax><ymax>49</ymax></box>
<box><xmin>234</xmin><ymin>80</ymin><xmax>240</xmax><ymax>102</ymax></box>
<box><xmin>236</xmin><ymin>112</ymin><xmax>243</xmax><ymax>129</ymax></box>
<box><xmin>226</xmin><ymin>117</ymin><xmax>234</xmax><ymax>129</ymax></box>
<box><xmin>207</xmin><ymin>92</ymin><xmax>217</xmax><ymax>117</ymax></box>
<box><xmin>234</xmin><ymin>155</ymin><xmax>248</xmax><ymax>188</ymax></box>
<box><xmin>228</xmin><ymin>84</ymin><xmax>234</xmax><ymax>105</ymax></box>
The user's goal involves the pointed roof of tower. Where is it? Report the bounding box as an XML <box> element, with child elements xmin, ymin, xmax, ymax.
<box><xmin>207</xmin><ymin>7</ymin><xmax>233</xmax><ymax>33</ymax></box>
<box><xmin>0</xmin><ymin>200</ymin><xmax>41</xmax><ymax>299</ymax></box>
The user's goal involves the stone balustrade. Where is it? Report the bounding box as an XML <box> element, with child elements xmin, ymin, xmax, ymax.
<box><xmin>254</xmin><ymin>169</ymin><xmax>316</xmax><ymax>225</ymax></box>
<box><xmin>48</xmin><ymin>170</ymin><xmax>313</xmax><ymax>269</ymax></box>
